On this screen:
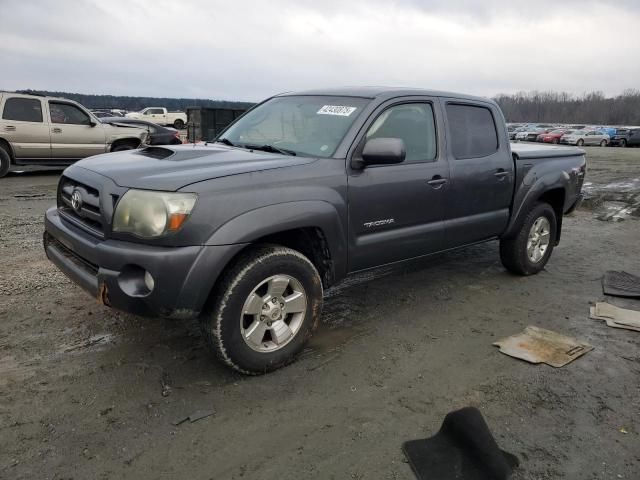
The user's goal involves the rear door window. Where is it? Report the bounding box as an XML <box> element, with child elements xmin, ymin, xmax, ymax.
<box><xmin>446</xmin><ymin>103</ymin><xmax>499</xmax><ymax>159</ymax></box>
<box><xmin>2</xmin><ymin>97</ymin><xmax>43</xmax><ymax>122</ymax></box>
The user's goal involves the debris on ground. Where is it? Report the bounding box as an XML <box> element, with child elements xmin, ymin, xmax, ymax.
<box><xmin>590</xmin><ymin>302</ymin><xmax>640</xmax><ymax>332</ymax></box>
<box><xmin>603</xmin><ymin>271</ymin><xmax>640</xmax><ymax>298</ymax></box>
<box><xmin>172</xmin><ymin>409</ymin><xmax>216</xmax><ymax>426</ymax></box>
<box><xmin>402</xmin><ymin>406</ymin><xmax>518</xmax><ymax>480</ymax></box>
<box><xmin>493</xmin><ymin>326</ymin><xmax>593</xmax><ymax>367</ymax></box>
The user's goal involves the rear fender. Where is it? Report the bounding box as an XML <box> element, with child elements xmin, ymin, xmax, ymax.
<box><xmin>503</xmin><ymin>172</ymin><xmax>568</xmax><ymax>239</ymax></box>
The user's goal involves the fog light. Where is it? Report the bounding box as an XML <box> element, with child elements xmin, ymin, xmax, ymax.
<box><xmin>144</xmin><ymin>271</ymin><xmax>155</xmax><ymax>292</ymax></box>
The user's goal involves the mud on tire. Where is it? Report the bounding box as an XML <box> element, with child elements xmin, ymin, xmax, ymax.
<box><xmin>200</xmin><ymin>245</ymin><xmax>323</xmax><ymax>375</ymax></box>
<box><xmin>500</xmin><ymin>202</ymin><xmax>557</xmax><ymax>276</ymax></box>
<box><xmin>0</xmin><ymin>146</ymin><xmax>11</xmax><ymax>178</ymax></box>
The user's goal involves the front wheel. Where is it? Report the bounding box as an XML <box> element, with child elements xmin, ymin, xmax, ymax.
<box><xmin>619</xmin><ymin>139</ymin><xmax>627</xmax><ymax>148</ymax></box>
<box><xmin>500</xmin><ymin>202</ymin><xmax>557</xmax><ymax>276</ymax></box>
<box><xmin>201</xmin><ymin>245</ymin><xmax>323</xmax><ymax>374</ymax></box>
<box><xmin>600</xmin><ymin>139</ymin><xmax>607</xmax><ymax>147</ymax></box>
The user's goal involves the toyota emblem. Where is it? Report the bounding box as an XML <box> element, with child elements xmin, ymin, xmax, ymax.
<box><xmin>71</xmin><ymin>190</ymin><xmax>83</xmax><ymax>213</ymax></box>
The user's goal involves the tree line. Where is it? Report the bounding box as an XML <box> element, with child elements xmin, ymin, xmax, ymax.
<box><xmin>17</xmin><ymin>90</ymin><xmax>256</xmax><ymax>112</ymax></box>
<box><xmin>493</xmin><ymin>90</ymin><xmax>640</xmax><ymax>125</ymax></box>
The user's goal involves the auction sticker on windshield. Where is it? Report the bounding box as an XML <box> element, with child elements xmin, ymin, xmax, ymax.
<box><xmin>317</xmin><ymin>105</ymin><xmax>357</xmax><ymax>116</ymax></box>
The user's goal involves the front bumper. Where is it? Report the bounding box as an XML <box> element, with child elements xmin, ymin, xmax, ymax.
<box><xmin>44</xmin><ymin>207</ymin><xmax>245</xmax><ymax>319</ymax></box>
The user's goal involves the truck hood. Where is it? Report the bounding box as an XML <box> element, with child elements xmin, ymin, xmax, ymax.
<box><xmin>72</xmin><ymin>144</ymin><xmax>318</xmax><ymax>191</ymax></box>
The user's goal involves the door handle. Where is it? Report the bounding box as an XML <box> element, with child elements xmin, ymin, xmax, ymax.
<box><xmin>4</xmin><ymin>125</ymin><xmax>16</xmax><ymax>132</ymax></box>
<box><xmin>427</xmin><ymin>176</ymin><xmax>448</xmax><ymax>188</ymax></box>
<box><xmin>494</xmin><ymin>169</ymin><xmax>509</xmax><ymax>179</ymax></box>
<box><xmin>52</xmin><ymin>128</ymin><xmax>62</xmax><ymax>133</ymax></box>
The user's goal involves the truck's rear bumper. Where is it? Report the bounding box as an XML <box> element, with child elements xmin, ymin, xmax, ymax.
<box><xmin>44</xmin><ymin>207</ymin><xmax>245</xmax><ymax>319</ymax></box>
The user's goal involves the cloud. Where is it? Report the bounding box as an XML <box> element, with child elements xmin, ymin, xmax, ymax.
<box><xmin>0</xmin><ymin>0</ymin><xmax>637</xmax><ymax>101</ymax></box>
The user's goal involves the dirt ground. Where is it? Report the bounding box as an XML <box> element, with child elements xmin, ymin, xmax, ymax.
<box><xmin>1</xmin><ymin>146</ymin><xmax>639</xmax><ymax>480</ymax></box>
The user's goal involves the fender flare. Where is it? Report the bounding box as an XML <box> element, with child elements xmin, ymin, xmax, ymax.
<box><xmin>206</xmin><ymin>200</ymin><xmax>348</xmax><ymax>279</ymax></box>
<box><xmin>503</xmin><ymin>171</ymin><xmax>567</xmax><ymax>238</ymax></box>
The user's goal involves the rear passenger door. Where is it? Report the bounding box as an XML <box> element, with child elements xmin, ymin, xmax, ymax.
<box><xmin>347</xmin><ymin>98</ymin><xmax>449</xmax><ymax>271</ymax></box>
<box><xmin>0</xmin><ymin>96</ymin><xmax>51</xmax><ymax>160</ymax></box>
<box><xmin>441</xmin><ymin>100</ymin><xmax>514</xmax><ymax>247</ymax></box>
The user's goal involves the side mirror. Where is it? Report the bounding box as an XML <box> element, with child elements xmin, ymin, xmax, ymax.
<box><xmin>358</xmin><ymin>137</ymin><xmax>406</xmax><ymax>168</ymax></box>
<box><xmin>89</xmin><ymin>120</ymin><xmax>97</xmax><ymax>127</ymax></box>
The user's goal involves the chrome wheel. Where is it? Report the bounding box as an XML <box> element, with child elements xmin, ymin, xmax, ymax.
<box><xmin>240</xmin><ymin>274</ymin><xmax>307</xmax><ymax>353</ymax></box>
<box><xmin>527</xmin><ymin>217</ymin><xmax>551</xmax><ymax>263</ymax></box>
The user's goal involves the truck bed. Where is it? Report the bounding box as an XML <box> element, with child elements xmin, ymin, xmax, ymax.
<box><xmin>510</xmin><ymin>142</ymin><xmax>585</xmax><ymax>160</ymax></box>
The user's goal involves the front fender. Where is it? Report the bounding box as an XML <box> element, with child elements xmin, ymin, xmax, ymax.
<box><xmin>206</xmin><ymin>200</ymin><xmax>348</xmax><ymax>280</ymax></box>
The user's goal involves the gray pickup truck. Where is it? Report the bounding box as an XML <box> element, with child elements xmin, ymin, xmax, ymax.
<box><xmin>44</xmin><ymin>87</ymin><xmax>586</xmax><ymax>374</ymax></box>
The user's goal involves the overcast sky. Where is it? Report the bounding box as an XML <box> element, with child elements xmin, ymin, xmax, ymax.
<box><xmin>1</xmin><ymin>0</ymin><xmax>637</xmax><ymax>102</ymax></box>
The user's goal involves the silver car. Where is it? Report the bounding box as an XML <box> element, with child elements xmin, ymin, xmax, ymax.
<box><xmin>560</xmin><ymin>129</ymin><xmax>609</xmax><ymax>147</ymax></box>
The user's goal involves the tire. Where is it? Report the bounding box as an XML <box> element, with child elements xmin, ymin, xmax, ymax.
<box><xmin>576</xmin><ymin>139</ymin><xmax>584</xmax><ymax>147</ymax></box>
<box><xmin>111</xmin><ymin>142</ymin><xmax>138</xmax><ymax>152</ymax></box>
<box><xmin>600</xmin><ymin>140</ymin><xmax>607</xmax><ymax>147</ymax></box>
<box><xmin>500</xmin><ymin>202</ymin><xmax>557</xmax><ymax>276</ymax></box>
<box><xmin>619</xmin><ymin>139</ymin><xmax>627</xmax><ymax>148</ymax></box>
<box><xmin>201</xmin><ymin>245</ymin><xmax>323</xmax><ymax>375</ymax></box>
<box><xmin>173</xmin><ymin>119</ymin><xmax>185</xmax><ymax>130</ymax></box>
<box><xmin>552</xmin><ymin>138</ymin><xmax>559</xmax><ymax>144</ymax></box>
<box><xmin>0</xmin><ymin>145</ymin><xmax>10</xmax><ymax>178</ymax></box>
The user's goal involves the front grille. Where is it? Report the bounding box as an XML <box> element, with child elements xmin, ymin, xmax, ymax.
<box><xmin>58</xmin><ymin>176</ymin><xmax>105</xmax><ymax>237</ymax></box>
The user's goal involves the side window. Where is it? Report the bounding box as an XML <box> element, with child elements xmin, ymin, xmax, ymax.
<box><xmin>49</xmin><ymin>102</ymin><xmax>91</xmax><ymax>125</ymax></box>
<box><xmin>148</xmin><ymin>109</ymin><xmax>163</xmax><ymax>115</ymax></box>
<box><xmin>446</xmin><ymin>103</ymin><xmax>498</xmax><ymax>159</ymax></box>
<box><xmin>365</xmin><ymin>103</ymin><xmax>437</xmax><ymax>162</ymax></box>
<box><xmin>2</xmin><ymin>98</ymin><xmax>43</xmax><ymax>122</ymax></box>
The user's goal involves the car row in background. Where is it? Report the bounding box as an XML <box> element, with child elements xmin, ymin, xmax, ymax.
<box><xmin>508</xmin><ymin>123</ymin><xmax>640</xmax><ymax>147</ymax></box>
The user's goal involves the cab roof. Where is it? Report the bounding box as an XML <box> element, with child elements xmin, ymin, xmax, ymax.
<box><xmin>278</xmin><ymin>86</ymin><xmax>493</xmax><ymax>104</ymax></box>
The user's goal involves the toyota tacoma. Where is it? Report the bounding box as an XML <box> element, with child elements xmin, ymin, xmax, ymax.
<box><xmin>44</xmin><ymin>87</ymin><xmax>586</xmax><ymax>374</ymax></box>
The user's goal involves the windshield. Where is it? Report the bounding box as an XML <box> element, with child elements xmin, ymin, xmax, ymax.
<box><xmin>219</xmin><ymin>95</ymin><xmax>370</xmax><ymax>157</ymax></box>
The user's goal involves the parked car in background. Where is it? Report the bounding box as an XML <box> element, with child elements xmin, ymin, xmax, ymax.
<box><xmin>608</xmin><ymin>128</ymin><xmax>640</xmax><ymax>147</ymax></box>
<box><xmin>0</xmin><ymin>92</ymin><xmax>149</xmax><ymax>178</ymax></box>
<box><xmin>91</xmin><ymin>109</ymin><xmax>126</xmax><ymax>118</ymax></box>
<box><xmin>516</xmin><ymin>127</ymin><xmax>550</xmax><ymax>142</ymax></box>
<box><xmin>537</xmin><ymin>129</ymin><xmax>569</xmax><ymax>144</ymax></box>
<box><xmin>126</xmin><ymin>107</ymin><xmax>187</xmax><ymax>129</ymax></box>
<box><xmin>100</xmin><ymin>117</ymin><xmax>183</xmax><ymax>145</ymax></box>
<box><xmin>560</xmin><ymin>129</ymin><xmax>609</xmax><ymax>147</ymax></box>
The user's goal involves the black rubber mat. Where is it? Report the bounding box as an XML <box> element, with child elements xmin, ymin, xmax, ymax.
<box><xmin>402</xmin><ymin>407</ymin><xmax>519</xmax><ymax>480</ymax></box>
<box><xmin>603</xmin><ymin>271</ymin><xmax>640</xmax><ymax>298</ymax></box>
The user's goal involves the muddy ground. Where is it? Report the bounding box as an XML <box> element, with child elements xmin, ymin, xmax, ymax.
<box><xmin>1</xmin><ymin>146</ymin><xmax>639</xmax><ymax>479</ymax></box>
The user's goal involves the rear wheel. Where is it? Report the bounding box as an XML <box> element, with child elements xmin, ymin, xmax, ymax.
<box><xmin>576</xmin><ymin>139</ymin><xmax>584</xmax><ymax>147</ymax></box>
<box><xmin>0</xmin><ymin>146</ymin><xmax>10</xmax><ymax>178</ymax></box>
<box><xmin>500</xmin><ymin>202</ymin><xmax>557</xmax><ymax>276</ymax></box>
<box><xmin>600</xmin><ymin>139</ymin><xmax>607</xmax><ymax>147</ymax></box>
<box><xmin>201</xmin><ymin>245</ymin><xmax>323</xmax><ymax>374</ymax></box>
<box><xmin>173</xmin><ymin>119</ymin><xmax>185</xmax><ymax>130</ymax></box>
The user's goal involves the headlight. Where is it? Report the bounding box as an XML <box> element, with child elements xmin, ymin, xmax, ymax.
<box><xmin>112</xmin><ymin>190</ymin><xmax>197</xmax><ymax>238</ymax></box>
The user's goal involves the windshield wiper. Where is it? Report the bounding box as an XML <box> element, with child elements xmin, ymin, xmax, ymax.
<box><xmin>242</xmin><ymin>144</ymin><xmax>297</xmax><ymax>156</ymax></box>
<box><xmin>215</xmin><ymin>137</ymin><xmax>235</xmax><ymax>146</ymax></box>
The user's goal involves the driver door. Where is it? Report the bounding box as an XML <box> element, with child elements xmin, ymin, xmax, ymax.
<box><xmin>347</xmin><ymin>99</ymin><xmax>449</xmax><ymax>271</ymax></box>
